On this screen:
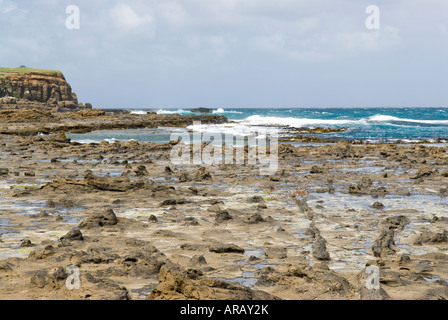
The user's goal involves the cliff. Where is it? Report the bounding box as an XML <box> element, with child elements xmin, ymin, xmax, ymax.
<box><xmin>0</xmin><ymin>67</ymin><xmax>91</xmax><ymax>111</ymax></box>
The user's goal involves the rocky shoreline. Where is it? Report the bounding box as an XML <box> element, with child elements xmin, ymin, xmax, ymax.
<box><xmin>0</xmin><ymin>109</ymin><xmax>447</xmax><ymax>300</ymax></box>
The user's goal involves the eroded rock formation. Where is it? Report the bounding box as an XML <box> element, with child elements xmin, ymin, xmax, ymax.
<box><xmin>0</xmin><ymin>69</ymin><xmax>90</xmax><ymax>111</ymax></box>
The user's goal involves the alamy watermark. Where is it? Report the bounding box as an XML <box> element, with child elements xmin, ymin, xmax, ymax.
<box><xmin>66</xmin><ymin>5</ymin><xmax>80</xmax><ymax>30</ymax></box>
<box><xmin>365</xmin><ymin>265</ymin><xmax>380</xmax><ymax>290</ymax></box>
<box><xmin>65</xmin><ymin>5</ymin><xmax>379</xmax><ymax>31</ymax></box>
<box><xmin>365</xmin><ymin>5</ymin><xmax>380</xmax><ymax>30</ymax></box>
<box><xmin>65</xmin><ymin>265</ymin><xmax>81</xmax><ymax>290</ymax></box>
<box><xmin>169</xmin><ymin>122</ymin><xmax>278</xmax><ymax>176</ymax></box>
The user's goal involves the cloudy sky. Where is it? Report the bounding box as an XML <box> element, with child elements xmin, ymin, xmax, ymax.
<box><xmin>1</xmin><ymin>0</ymin><xmax>447</xmax><ymax>108</ymax></box>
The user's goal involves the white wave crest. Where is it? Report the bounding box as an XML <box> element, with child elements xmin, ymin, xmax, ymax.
<box><xmin>369</xmin><ymin>114</ymin><xmax>448</xmax><ymax>125</ymax></box>
<box><xmin>212</xmin><ymin>108</ymin><xmax>243</xmax><ymax>114</ymax></box>
<box><xmin>129</xmin><ymin>110</ymin><xmax>148</xmax><ymax>115</ymax></box>
<box><xmin>242</xmin><ymin>115</ymin><xmax>358</xmax><ymax>127</ymax></box>
<box><xmin>156</xmin><ymin>109</ymin><xmax>191</xmax><ymax>115</ymax></box>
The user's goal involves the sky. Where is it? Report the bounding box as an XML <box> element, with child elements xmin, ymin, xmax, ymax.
<box><xmin>1</xmin><ymin>0</ymin><xmax>447</xmax><ymax>109</ymax></box>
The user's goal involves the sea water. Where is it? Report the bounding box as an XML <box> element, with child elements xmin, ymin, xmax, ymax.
<box><xmin>67</xmin><ymin>107</ymin><xmax>448</xmax><ymax>144</ymax></box>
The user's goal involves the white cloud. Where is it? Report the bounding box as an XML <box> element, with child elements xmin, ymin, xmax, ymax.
<box><xmin>437</xmin><ymin>23</ymin><xmax>448</xmax><ymax>35</ymax></box>
<box><xmin>156</xmin><ymin>1</ymin><xmax>188</xmax><ymax>27</ymax></box>
<box><xmin>207</xmin><ymin>35</ymin><xmax>236</xmax><ymax>61</ymax></box>
<box><xmin>1</xmin><ymin>0</ymin><xmax>448</xmax><ymax>107</ymax></box>
<box><xmin>252</xmin><ymin>33</ymin><xmax>332</xmax><ymax>61</ymax></box>
<box><xmin>336</xmin><ymin>27</ymin><xmax>401</xmax><ymax>53</ymax></box>
<box><xmin>0</xmin><ymin>0</ymin><xmax>16</xmax><ymax>13</ymax></box>
<box><xmin>110</xmin><ymin>3</ymin><xmax>153</xmax><ymax>31</ymax></box>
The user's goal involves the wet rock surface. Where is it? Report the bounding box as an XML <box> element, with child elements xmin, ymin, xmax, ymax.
<box><xmin>0</xmin><ymin>113</ymin><xmax>447</xmax><ymax>299</ymax></box>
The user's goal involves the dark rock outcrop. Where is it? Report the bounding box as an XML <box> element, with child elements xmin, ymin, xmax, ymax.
<box><xmin>79</xmin><ymin>209</ymin><xmax>118</xmax><ymax>229</ymax></box>
<box><xmin>0</xmin><ymin>68</ymin><xmax>91</xmax><ymax>111</ymax></box>
<box><xmin>148</xmin><ymin>261</ymin><xmax>278</xmax><ymax>300</ymax></box>
<box><xmin>190</xmin><ymin>108</ymin><xmax>213</xmax><ymax>113</ymax></box>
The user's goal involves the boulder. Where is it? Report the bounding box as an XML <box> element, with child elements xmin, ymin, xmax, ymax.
<box><xmin>215</xmin><ymin>210</ymin><xmax>233</xmax><ymax>223</ymax></box>
<box><xmin>195</xmin><ymin>167</ymin><xmax>212</xmax><ymax>180</ymax></box>
<box><xmin>371</xmin><ymin>202</ymin><xmax>385</xmax><ymax>210</ymax></box>
<box><xmin>312</xmin><ymin>235</ymin><xmax>330</xmax><ymax>261</ymax></box>
<box><xmin>60</xmin><ymin>228</ymin><xmax>84</xmax><ymax>242</ymax></box>
<box><xmin>148</xmin><ymin>261</ymin><xmax>278</xmax><ymax>300</ymax></box>
<box><xmin>209</xmin><ymin>243</ymin><xmax>245</xmax><ymax>254</ymax></box>
<box><xmin>79</xmin><ymin>209</ymin><xmax>118</xmax><ymax>229</ymax></box>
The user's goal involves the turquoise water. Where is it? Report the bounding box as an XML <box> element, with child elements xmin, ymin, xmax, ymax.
<box><xmin>67</xmin><ymin>107</ymin><xmax>448</xmax><ymax>143</ymax></box>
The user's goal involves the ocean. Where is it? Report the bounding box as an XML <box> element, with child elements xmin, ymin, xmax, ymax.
<box><xmin>67</xmin><ymin>107</ymin><xmax>448</xmax><ymax>145</ymax></box>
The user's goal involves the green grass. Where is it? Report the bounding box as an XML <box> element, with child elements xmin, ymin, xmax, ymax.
<box><xmin>0</xmin><ymin>67</ymin><xmax>62</xmax><ymax>75</ymax></box>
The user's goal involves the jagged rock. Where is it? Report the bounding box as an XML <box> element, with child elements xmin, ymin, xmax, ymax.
<box><xmin>412</xmin><ymin>167</ymin><xmax>437</xmax><ymax>179</ymax></box>
<box><xmin>30</xmin><ymin>270</ymin><xmax>48</xmax><ymax>288</ymax></box>
<box><xmin>440</xmin><ymin>187</ymin><xmax>448</xmax><ymax>197</ymax></box>
<box><xmin>372</xmin><ymin>229</ymin><xmax>396</xmax><ymax>257</ymax></box>
<box><xmin>28</xmin><ymin>245</ymin><xmax>56</xmax><ymax>260</ymax></box>
<box><xmin>258</xmin><ymin>202</ymin><xmax>268</xmax><ymax>209</ymax></box>
<box><xmin>278</xmin><ymin>261</ymin><xmax>355</xmax><ymax>299</ymax></box>
<box><xmin>208</xmin><ymin>204</ymin><xmax>223</xmax><ymax>213</ymax></box>
<box><xmin>195</xmin><ymin>167</ymin><xmax>212</xmax><ymax>180</ymax></box>
<box><xmin>191</xmin><ymin>107</ymin><xmax>213</xmax><ymax>113</ymax></box>
<box><xmin>372</xmin><ymin>202</ymin><xmax>384</xmax><ymax>210</ymax></box>
<box><xmin>50</xmin><ymin>132</ymin><xmax>71</xmax><ymax>143</ymax></box>
<box><xmin>60</xmin><ymin>228</ymin><xmax>83</xmax><ymax>242</ymax></box>
<box><xmin>0</xmin><ymin>109</ymin><xmax>55</xmax><ymax>122</ymax></box>
<box><xmin>148</xmin><ymin>261</ymin><xmax>278</xmax><ymax>300</ymax></box>
<box><xmin>255</xmin><ymin>267</ymin><xmax>280</xmax><ymax>287</ymax></box>
<box><xmin>265</xmin><ymin>247</ymin><xmax>287</xmax><ymax>259</ymax></box>
<box><xmin>293</xmin><ymin>197</ymin><xmax>313</xmax><ymax>218</ymax></box>
<box><xmin>119</xmin><ymin>247</ymin><xmax>166</xmax><ymax>277</ymax></box>
<box><xmin>134</xmin><ymin>165</ymin><xmax>148</xmax><ymax>177</ymax></box>
<box><xmin>75</xmin><ymin>109</ymin><xmax>104</xmax><ymax>117</ymax></box>
<box><xmin>399</xmin><ymin>254</ymin><xmax>412</xmax><ymax>264</ymax></box>
<box><xmin>178</xmin><ymin>172</ymin><xmax>191</xmax><ymax>182</ymax></box>
<box><xmin>371</xmin><ymin>187</ymin><xmax>388</xmax><ymax>198</ymax></box>
<box><xmin>184</xmin><ymin>217</ymin><xmax>199</xmax><ymax>226</ymax></box>
<box><xmin>190</xmin><ymin>255</ymin><xmax>207</xmax><ymax>267</ymax></box>
<box><xmin>371</xmin><ymin>215</ymin><xmax>410</xmax><ymax>257</ymax></box>
<box><xmin>420</xmin><ymin>287</ymin><xmax>448</xmax><ymax>300</ymax></box>
<box><xmin>247</xmin><ymin>195</ymin><xmax>264</xmax><ymax>203</ymax></box>
<box><xmin>357</xmin><ymin>266</ymin><xmax>391</xmax><ymax>300</ymax></box>
<box><xmin>79</xmin><ymin>209</ymin><xmax>118</xmax><ymax>229</ymax></box>
<box><xmin>46</xmin><ymin>200</ymin><xmax>55</xmax><ymax>208</ymax></box>
<box><xmin>413</xmin><ymin>231</ymin><xmax>448</xmax><ymax>245</ymax></box>
<box><xmin>180</xmin><ymin>243</ymin><xmax>210</xmax><ymax>251</ymax></box>
<box><xmin>189</xmin><ymin>186</ymin><xmax>198</xmax><ymax>195</ymax></box>
<box><xmin>312</xmin><ymin>235</ymin><xmax>330</xmax><ymax>261</ymax></box>
<box><xmin>244</xmin><ymin>213</ymin><xmax>265</xmax><ymax>224</ymax></box>
<box><xmin>46</xmin><ymin>267</ymin><xmax>67</xmax><ymax>289</ymax></box>
<box><xmin>384</xmin><ymin>215</ymin><xmax>410</xmax><ymax>230</ymax></box>
<box><xmin>209</xmin><ymin>243</ymin><xmax>245</xmax><ymax>254</ymax></box>
<box><xmin>74</xmin><ymin>247</ymin><xmax>120</xmax><ymax>265</ymax></box>
<box><xmin>0</xmin><ymin>262</ymin><xmax>14</xmax><ymax>272</ymax></box>
<box><xmin>20</xmin><ymin>239</ymin><xmax>33</xmax><ymax>247</ymax></box>
<box><xmin>160</xmin><ymin>199</ymin><xmax>177</xmax><ymax>206</ymax></box>
<box><xmin>349</xmin><ymin>177</ymin><xmax>374</xmax><ymax>194</ymax></box>
<box><xmin>310</xmin><ymin>165</ymin><xmax>324</xmax><ymax>174</ymax></box>
<box><xmin>215</xmin><ymin>210</ymin><xmax>233</xmax><ymax>223</ymax></box>
<box><xmin>42</xmin><ymin>173</ymin><xmax>146</xmax><ymax>193</ymax></box>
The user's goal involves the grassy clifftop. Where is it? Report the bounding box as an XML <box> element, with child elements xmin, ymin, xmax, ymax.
<box><xmin>0</xmin><ymin>67</ymin><xmax>62</xmax><ymax>76</ymax></box>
